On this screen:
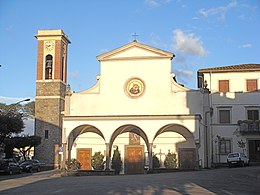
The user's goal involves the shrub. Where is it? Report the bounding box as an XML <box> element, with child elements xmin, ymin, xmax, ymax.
<box><xmin>65</xmin><ymin>159</ymin><xmax>81</xmax><ymax>170</ymax></box>
<box><xmin>164</xmin><ymin>152</ymin><xmax>177</xmax><ymax>168</ymax></box>
<box><xmin>152</xmin><ymin>155</ymin><xmax>160</xmax><ymax>169</ymax></box>
<box><xmin>91</xmin><ymin>151</ymin><xmax>105</xmax><ymax>170</ymax></box>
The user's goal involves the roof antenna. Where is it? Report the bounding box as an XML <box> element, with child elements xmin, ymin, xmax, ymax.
<box><xmin>131</xmin><ymin>32</ymin><xmax>139</xmax><ymax>42</ymax></box>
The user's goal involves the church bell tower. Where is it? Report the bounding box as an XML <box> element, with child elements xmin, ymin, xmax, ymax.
<box><xmin>34</xmin><ymin>30</ymin><xmax>70</xmax><ymax>167</ymax></box>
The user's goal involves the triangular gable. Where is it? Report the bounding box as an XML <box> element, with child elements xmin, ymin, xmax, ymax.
<box><xmin>96</xmin><ymin>41</ymin><xmax>174</xmax><ymax>61</ymax></box>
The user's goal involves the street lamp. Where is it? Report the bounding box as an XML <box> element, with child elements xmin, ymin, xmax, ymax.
<box><xmin>3</xmin><ymin>98</ymin><xmax>30</xmax><ymax>115</ymax></box>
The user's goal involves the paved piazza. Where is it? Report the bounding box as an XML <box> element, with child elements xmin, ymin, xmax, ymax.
<box><xmin>0</xmin><ymin>166</ymin><xmax>259</xmax><ymax>195</ymax></box>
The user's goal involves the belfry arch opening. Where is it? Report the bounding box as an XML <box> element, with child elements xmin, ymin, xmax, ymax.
<box><xmin>153</xmin><ymin>124</ymin><xmax>197</xmax><ymax>169</ymax></box>
<box><xmin>45</xmin><ymin>54</ymin><xmax>53</xmax><ymax>79</ymax></box>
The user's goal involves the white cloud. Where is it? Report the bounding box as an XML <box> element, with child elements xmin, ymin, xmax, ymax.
<box><xmin>239</xmin><ymin>43</ymin><xmax>252</xmax><ymax>48</ymax></box>
<box><xmin>144</xmin><ymin>0</ymin><xmax>172</xmax><ymax>8</ymax></box>
<box><xmin>145</xmin><ymin>0</ymin><xmax>159</xmax><ymax>7</ymax></box>
<box><xmin>173</xmin><ymin>69</ymin><xmax>194</xmax><ymax>85</ymax></box>
<box><xmin>149</xmin><ymin>33</ymin><xmax>168</xmax><ymax>49</ymax></box>
<box><xmin>172</xmin><ymin>29</ymin><xmax>206</xmax><ymax>57</ymax></box>
<box><xmin>198</xmin><ymin>1</ymin><xmax>237</xmax><ymax>20</ymax></box>
<box><xmin>192</xmin><ymin>17</ymin><xmax>199</xmax><ymax>20</ymax></box>
<box><xmin>68</xmin><ymin>71</ymin><xmax>79</xmax><ymax>79</ymax></box>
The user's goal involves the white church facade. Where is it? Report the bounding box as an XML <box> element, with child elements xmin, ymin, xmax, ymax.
<box><xmin>62</xmin><ymin>40</ymin><xmax>211</xmax><ymax>174</ymax></box>
<box><xmin>34</xmin><ymin>29</ymin><xmax>259</xmax><ymax>174</ymax></box>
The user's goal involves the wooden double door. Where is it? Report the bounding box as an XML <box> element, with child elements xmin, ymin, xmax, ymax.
<box><xmin>179</xmin><ymin>148</ymin><xmax>196</xmax><ymax>169</ymax></box>
<box><xmin>77</xmin><ymin>149</ymin><xmax>91</xmax><ymax>170</ymax></box>
<box><xmin>125</xmin><ymin>145</ymin><xmax>144</xmax><ymax>174</ymax></box>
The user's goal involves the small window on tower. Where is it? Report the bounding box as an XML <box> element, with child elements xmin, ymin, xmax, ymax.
<box><xmin>45</xmin><ymin>130</ymin><xmax>49</xmax><ymax>139</ymax></box>
<box><xmin>45</xmin><ymin>55</ymin><xmax>53</xmax><ymax>79</ymax></box>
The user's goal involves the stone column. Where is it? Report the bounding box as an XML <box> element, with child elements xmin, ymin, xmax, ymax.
<box><xmin>62</xmin><ymin>143</ymin><xmax>67</xmax><ymax>170</ymax></box>
<box><xmin>105</xmin><ymin>143</ymin><xmax>110</xmax><ymax>171</ymax></box>
<box><xmin>54</xmin><ymin>144</ymin><xmax>60</xmax><ymax>169</ymax></box>
<box><xmin>148</xmin><ymin>143</ymin><xmax>153</xmax><ymax>170</ymax></box>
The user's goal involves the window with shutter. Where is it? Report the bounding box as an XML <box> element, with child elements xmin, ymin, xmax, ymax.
<box><xmin>219</xmin><ymin>139</ymin><xmax>231</xmax><ymax>154</ymax></box>
<box><xmin>247</xmin><ymin>110</ymin><xmax>259</xmax><ymax>121</ymax></box>
<box><xmin>219</xmin><ymin>80</ymin><xmax>229</xmax><ymax>92</ymax></box>
<box><xmin>246</xmin><ymin>79</ymin><xmax>257</xmax><ymax>91</ymax></box>
<box><xmin>219</xmin><ymin>109</ymin><xmax>231</xmax><ymax>124</ymax></box>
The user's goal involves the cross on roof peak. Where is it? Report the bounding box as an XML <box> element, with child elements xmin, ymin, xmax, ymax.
<box><xmin>131</xmin><ymin>32</ymin><xmax>139</xmax><ymax>42</ymax></box>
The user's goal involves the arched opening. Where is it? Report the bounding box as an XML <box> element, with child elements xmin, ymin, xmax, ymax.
<box><xmin>153</xmin><ymin>124</ymin><xmax>197</xmax><ymax>170</ymax></box>
<box><xmin>110</xmin><ymin>124</ymin><xmax>149</xmax><ymax>174</ymax></box>
<box><xmin>45</xmin><ymin>55</ymin><xmax>53</xmax><ymax>79</ymax></box>
<box><xmin>67</xmin><ymin>125</ymin><xmax>105</xmax><ymax>170</ymax></box>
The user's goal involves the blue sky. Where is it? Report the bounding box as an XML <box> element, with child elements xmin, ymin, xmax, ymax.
<box><xmin>0</xmin><ymin>0</ymin><xmax>259</xmax><ymax>104</ymax></box>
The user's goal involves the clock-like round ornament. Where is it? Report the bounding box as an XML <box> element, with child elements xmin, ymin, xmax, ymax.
<box><xmin>45</xmin><ymin>41</ymin><xmax>54</xmax><ymax>51</ymax></box>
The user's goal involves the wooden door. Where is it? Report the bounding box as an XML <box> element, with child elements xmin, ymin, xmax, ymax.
<box><xmin>77</xmin><ymin>149</ymin><xmax>91</xmax><ymax>170</ymax></box>
<box><xmin>179</xmin><ymin>148</ymin><xmax>196</xmax><ymax>169</ymax></box>
<box><xmin>125</xmin><ymin>146</ymin><xmax>144</xmax><ymax>174</ymax></box>
<box><xmin>249</xmin><ymin>140</ymin><xmax>260</xmax><ymax>162</ymax></box>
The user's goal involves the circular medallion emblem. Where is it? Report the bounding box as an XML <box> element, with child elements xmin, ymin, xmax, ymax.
<box><xmin>126</xmin><ymin>78</ymin><xmax>145</xmax><ymax>98</ymax></box>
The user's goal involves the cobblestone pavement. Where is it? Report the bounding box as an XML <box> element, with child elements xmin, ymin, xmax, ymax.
<box><xmin>0</xmin><ymin>166</ymin><xmax>260</xmax><ymax>195</ymax></box>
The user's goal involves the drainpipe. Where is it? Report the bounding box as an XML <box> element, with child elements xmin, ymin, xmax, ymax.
<box><xmin>205</xmin><ymin>109</ymin><xmax>211</xmax><ymax>168</ymax></box>
<box><xmin>203</xmin><ymin>88</ymin><xmax>212</xmax><ymax>168</ymax></box>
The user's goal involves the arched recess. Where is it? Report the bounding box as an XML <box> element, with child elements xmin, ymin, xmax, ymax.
<box><xmin>109</xmin><ymin>124</ymin><xmax>149</xmax><ymax>157</ymax></box>
<box><xmin>153</xmin><ymin>124</ymin><xmax>197</xmax><ymax>169</ymax></box>
<box><xmin>154</xmin><ymin>123</ymin><xmax>195</xmax><ymax>142</ymax></box>
<box><xmin>67</xmin><ymin>124</ymin><xmax>105</xmax><ymax>159</ymax></box>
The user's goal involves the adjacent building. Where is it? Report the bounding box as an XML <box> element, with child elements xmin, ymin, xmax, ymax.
<box><xmin>198</xmin><ymin>64</ymin><xmax>260</xmax><ymax>164</ymax></box>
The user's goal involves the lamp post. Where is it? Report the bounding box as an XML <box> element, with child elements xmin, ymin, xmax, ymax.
<box><xmin>4</xmin><ymin>98</ymin><xmax>30</xmax><ymax>115</ymax></box>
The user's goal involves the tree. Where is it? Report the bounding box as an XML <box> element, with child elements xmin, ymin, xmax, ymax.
<box><xmin>0</xmin><ymin>112</ymin><xmax>24</xmax><ymax>145</ymax></box>
<box><xmin>152</xmin><ymin>154</ymin><xmax>160</xmax><ymax>169</ymax></box>
<box><xmin>238</xmin><ymin>139</ymin><xmax>246</xmax><ymax>154</ymax></box>
<box><xmin>111</xmin><ymin>146</ymin><xmax>122</xmax><ymax>174</ymax></box>
<box><xmin>4</xmin><ymin>136</ymin><xmax>41</xmax><ymax>159</ymax></box>
<box><xmin>164</xmin><ymin>152</ymin><xmax>178</xmax><ymax>169</ymax></box>
<box><xmin>91</xmin><ymin>151</ymin><xmax>105</xmax><ymax>170</ymax></box>
<box><xmin>0</xmin><ymin>101</ymin><xmax>35</xmax><ymax>146</ymax></box>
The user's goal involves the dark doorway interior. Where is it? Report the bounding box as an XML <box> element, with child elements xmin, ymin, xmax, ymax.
<box><xmin>249</xmin><ymin>140</ymin><xmax>260</xmax><ymax>162</ymax></box>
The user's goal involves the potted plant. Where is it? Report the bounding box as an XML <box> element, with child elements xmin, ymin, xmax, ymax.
<box><xmin>91</xmin><ymin>151</ymin><xmax>105</xmax><ymax>170</ymax></box>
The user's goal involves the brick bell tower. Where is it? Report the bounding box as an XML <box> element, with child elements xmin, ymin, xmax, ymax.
<box><xmin>34</xmin><ymin>30</ymin><xmax>70</xmax><ymax>167</ymax></box>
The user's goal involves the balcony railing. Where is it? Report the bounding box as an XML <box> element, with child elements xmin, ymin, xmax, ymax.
<box><xmin>238</xmin><ymin>120</ymin><xmax>260</xmax><ymax>134</ymax></box>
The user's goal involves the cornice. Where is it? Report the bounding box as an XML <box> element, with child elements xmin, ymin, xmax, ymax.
<box><xmin>63</xmin><ymin>114</ymin><xmax>202</xmax><ymax>121</ymax></box>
